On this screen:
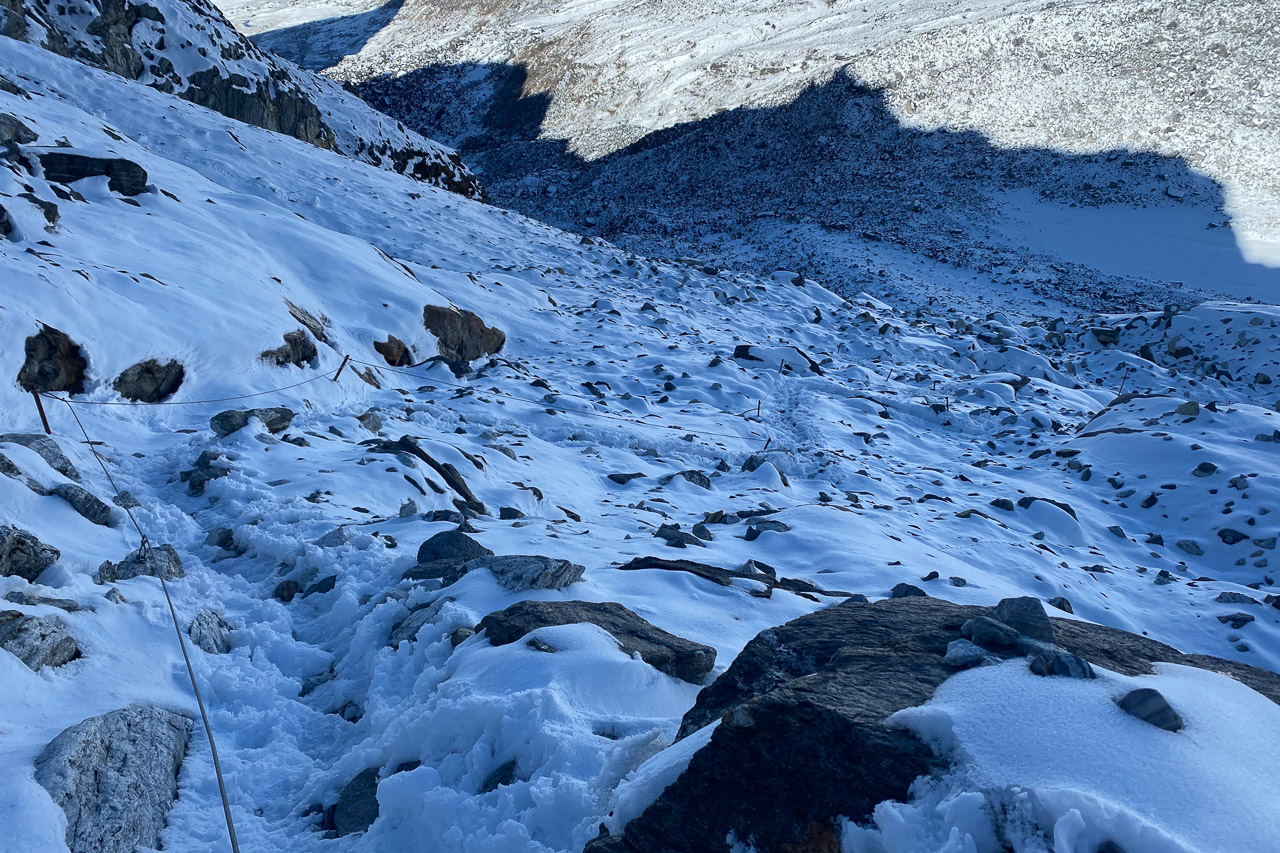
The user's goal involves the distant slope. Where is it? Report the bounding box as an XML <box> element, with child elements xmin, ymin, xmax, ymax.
<box><xmin>236</xmin><ymin>0</ymin><xmax>1280</xmax><ymax>308</ymax></box>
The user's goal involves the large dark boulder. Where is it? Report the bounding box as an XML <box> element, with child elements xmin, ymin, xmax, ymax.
<box><xmin>96</xmin><ymin>543</ymin><xmax>183</xmax><ymax>583</ymax></box>
<box><xmin>17</xmin><ymin>324</ymin><xmax>88</xmax><ymax>394</ymax></box>
<box><xmin>0</xmin><ymin>524</ymin><xmax>60</xmax><ymax>580</ymax></box>
<box><xmin>112</xmin><ymin>358</ymin><xmax>184</xmax><ymax>402</ymax></box>
<box><xmin>35</xmin><ymin>705</ymin><xmax>192</xmax><ymax>853</ymax></box>
<box><xmin>590</xmin><ymin>597</ymin><xmax>1280</xmax><ymax>853</ymax></box>
<box><xmin>422</xmin><ymin>305</ymin><xmax>505</xmax><ymax>362</ymax></box>
<box><xmin>478</xmin><ymin>600</ymin><xmax>715</xmax><ymax>683</ymax></box>
<box><xmin>329</xmin><ymin>768</ymin><xmax>379</xmax><ymax>836</ymax></box>
<box><xmin>415</xmin><ymin>530</ymin><xmax>492</xmax><ymax>565</ymax></box>
<box><xmin>210</xmin><ymin>407</ymin><xmax>294</xmax><ymax>437</ymax></box>
<box><xmin>38</xmin><ymin>151</ymin><xmax>148</xmax><ymax>195</ymax></box>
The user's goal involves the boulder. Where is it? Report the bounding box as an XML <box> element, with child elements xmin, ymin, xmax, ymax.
<box><xmin>0</xmin><ymin>525</ymin><xmax>60</xmax><ymax>580</ymax></box>
<box><xmin>38</xmin><ymin>151</ymin><xmax>148</xmax><ymax>195</ymax></box>
<box><xmin>330</xmin><ymin>768</ymin><xmax>379</xmax><ymax>836</ymax></box>
<box><xmin>478</xmin><ymin>600</ymin><xmax>715</xmax><ymax>683</ymax></box>
<box><xmin>373</xmin><ymin>335</ymin><xmax>413</xmax><ymax>366</ymax></box>
<box><xmin>51</xmin><ymin>483</ymin><xmax>112</xmax><ymax>526</ymax></box>
<box><xmin>0</xmin><ymin>433</ymin><xmax>81</xmax><ymax>479</ymax></box>
<box><xmin>260</xmin><ymin>329</ymin><xmax>317</xmax><ymax>367</ymax></box>
<box><xmin>0</xmin><ymin>610</ymin><xmax>80</xmax><ymax>670</ymax></box>
<box><xmin>96</xmin><ymin>544</ymin><xmax>183</xmax><ymax>584</ymax></box>
<box><xmin>989</xmin><ymin>596</ymin><xmax>1056</xmax><ymax>644</ymax></box>
<box><xmin>35</xmin><ymin>706</ymin><xmax>191</xmax><ymax>853</ymax></box>
<box><xmin>188</xmin><ymin>611</ymin><xmax>232</xmax><ymax>654</ymax></box>
<box><xmin>416</xmin><ymin>530</ymin><xmax>492</xmax><ymax>566</ymax></box>
<box><xmin>589</xmin><ymin>597</ymin><xmax>1280</xmax><ymax>853</ymax></box>
<box><xmin>1116</xmin><ymin>687</ymin><xmax>1183</xmax><ymax>732</ymax></box>
<box><xmin>112</xmin><ymin>359</ymin><xmax>185</xmax><ymax>402</ymax></box>
<box><xmin>210</xmin><ymin>407</ymin><xmax>294</xmax><ymax>437</ymax></box>
<box><xmin>17</xmin><ymin>324</ymin><xmax>88</xmax><ymax>394</ymax></box>
<box><xmin>445</xmin><ymin>555</ymin><xmax>585</xmax><ymax>591</ymax></box>
<box><xmin>422</xmin><ymin>305</ymin><xmax>505</xmax><ymax>362</ymax></box>
<box><xmin>180</xmin><ymin>450</ymin><xmax>232</xmax><ymax>495</ymax></box>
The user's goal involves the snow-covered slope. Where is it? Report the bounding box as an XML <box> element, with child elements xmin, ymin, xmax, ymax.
<box><xmin>3</xmin><ymin>15</ymin><xmax>1280</xmax><ymax>853</ymax></box>
<box><xmin>235</xmin><ymin>0</ymin><xmax>1280</xmax><ymax>309</ymax></box>
<box><xmin>2</xmin><ymin>0</ymin><xmax>483</xmax><ymax>197</ymax></box>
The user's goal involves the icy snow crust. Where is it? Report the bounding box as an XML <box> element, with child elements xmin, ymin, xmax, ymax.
<box><xmin>869</xmin><ymin>662</ymin><xmax>1280</xmax><ymax>853</ymax></box>
<box><xmin>3</xmin><ymin>30</ymin><xmax>1280</xmax><ymax>853</ymax></box>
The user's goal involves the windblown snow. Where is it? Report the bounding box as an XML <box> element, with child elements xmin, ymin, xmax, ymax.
<box><xmin>2</xmin><ymin>2</ymin><xmax>1280</xmax><ymax>852</ymax></box>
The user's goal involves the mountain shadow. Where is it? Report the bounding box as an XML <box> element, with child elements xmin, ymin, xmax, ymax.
<box><xmin>345</xmin><ymin>58</ymin><xmax>1277</xmax><ymax>310</ymax></box>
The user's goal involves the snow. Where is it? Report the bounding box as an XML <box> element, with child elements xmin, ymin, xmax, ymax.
<box><xmin>2</xmin><ymin>9</ymin><xmax>1280</xmax><ymax>853</ymax></box>
<box><xmin>868</xmin><ymin>661</ymin><xmax>1280</xmax><ymax>853</ymax></box>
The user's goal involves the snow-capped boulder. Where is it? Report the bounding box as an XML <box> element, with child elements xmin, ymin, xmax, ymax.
<box><xmin>38</xmin><ymin>150</ymin><xmax>148</xmax><ymax>195</ymax></box>
<box><xmin>478</xmin><ymin>600</ymin><xmax>716</xmax><ymax>684</ymax></box>
<box><xmin>444</xmin><ymin>554</ymin><xmax>585</xmax><ymax>591</ymax></box>
<box><xmin>0</xmin><ymin>524</ymin><xmax>60</xmax><ymax>580</ymax></box>
<box><xmin>0</xmin><ymin>434</ymin><xmax>80</xmax><ymax>479</ymax></box>
<box><xmin>35</xmin><ymin>705</ymin><xmax>192</xmax><ymax>853</ymax></box>
<box><xmin>590</xmin><ymin>596</ymin><xmax>1280</xmax><ymax>853</ymax></box>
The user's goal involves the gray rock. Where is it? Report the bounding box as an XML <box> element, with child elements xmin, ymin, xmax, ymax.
<box><xmin>961</xmin><ymin>615</ymin><xmax>1019</xmax><ymax>649</ymax></box>
<box><xmin>989</xmin><ymin>596</ymin><xmax>1056</xmax><ymax>644</ymax></box>
<box><xmin>422</xmin><ymin>305</ymin><xmax>505</xmax><ymax>362</ymax></box>
<box><xmin>1218</xmin><ymin>612</ymin><xmax>1255</xmax><ymax>629</ymax></box>
<box><xmin>1048</xmin><ymin>596</ymin><xmax>1074</xmax><ymax>614</ymax></box>
<box><xmin>416</xmin><ymin>530</ymin><xmax>493</xmax><ymax>565</ymax></box>
<box><xmin>450</xmin><ymin>626</ymin><xmax>475</xmax><ymax>647</ymax></box>
<box><xmin>112</xmin><ymin>359</ymin><xmax>184</xmax><ymax>402</ymax></box>
<box><xmin>210</xmin><ymin>407</ymin><xmax>295</xmax><ymax>437</ymax></box>
<box><xmin>51</xmin><ymin>483</ymin><xmax>112</xmax><ymax>526</ymax></box>
<box><xmin>38</xmin><ymin>151</ymin><xmax>148</xmax><ymax>195</ymax></box>
<box><xmin>313</xmin><ymin>526</ymin><xmax>352</xmax><ymax>548</ymax></box>
<box><xmin>1176</xmin><ymin>539</ymin><xmax>1204</xmax><ymax>556</ymax></box>
<box><xmin>1175</xmin><ymin>401</ymin><xmax>1200</xmax><ymax>417</ymax></box>
<box><xmin>499</xmin><ymin>506</ymin><xmax>525</xmax><ymax>520</ymax></box>
<box><xmin>180</xmin><ymin>450</ymin><xmax>232</xmax><ymax>495</ymax></box>
<box><xmin>0</xmin><ymin>610</ymin><xmax>80</xmax><ymax>669</ymax></box>
<box><xmin>17</xmin><ymin>324</ymin><xmax>87</xmax><ymax>394</ymax></box>
<box><xmin>479</xmin><ymin>759</ymin><xmax>518</xmax><ymax>793</ymax></box>
<box><xmin>478</xmin><ymin>600</ymin><xmax>716</xmax><ymax>683</ymax></box>
<box><xmin>1218</xmin><ymin>528</ymin><xmax>1248</xmax><ymax>545</ymax></box>
<box><xmin>1020</xmin><ymin>638</ymin><xmax>1096</xmax><ymax>679</ymax></box>
<box><xmin>668</xmin><ymin>470</ymin><xmax>710</xmax><ymax>489</ymax></box>
<box><xmin>331</xmin><ymin>768</ymin><xmax>380</xmax><ymax>836</ymax></box>
<box><xmin>35</xmin><ymin>706</ymin><xmax>191</xmax><ymax>853</ymax></box>
<box><xmin>608</xmin><ymin>472</ymin><xmax>646</xmax><ymax>485</ymax></box>
<box><xmin>943</xmin><ymin>638</ymin><xmax>989</xmax><ymax>668</ymax></box>
<box><xmin>188</xmin><ymin>611</ymin><xmax>231</xmax><ymax>654</ymax></box>
<box><xmin>890</xmin><ymin>582</ymin><xmax>927</xmax><ymax>598</ymax></box>
<box><xmin>446</xmin><ymin>555</ymin><xmax>585</xmax><ymax>591</ymax></box>
<box><xmin>0</xmin><ymin>524</ymin><xmax>60</xmax><ymax>580</ymax></box>
<box><xmin>1116</xmin><ymin>687</ymin><xmax>1183</xmax><ymax>732</ymax></box>
<box><xmin>260</xmin><ymin>329</ymin><xmax>317</xmax><ymax>367</ymax></box>
<box><xmin>655</xmin><ymin>524</ymin><xmax>706</xmax><ymax>548</ymax></box>
<box><xmin>96</xmin><ymin>544</ymin><xmax>184</xmax><ymax>584</ymax></box>
<box><xmin>1192</xmin><ymin>462</ymin><xmax>1217</xmax><ymax>478</ymax></box>
<box><xmin>1215</xmin><ymin>591</ymin><xmax>1259</xmax><ymax>606</ymax></box>
<box><xmin>0</xmin><ymin>433</ymin><xmax>81</xmax><ymax>479</ymax></box>
<box><xmin>272</xmin><ymin>580</ymin><xmax>300</xmax><ymax>602</ymax></box>
<box><xmin>4</xmin><ymin>591</ymin><xmax>82</xmax><ymax>611</ymax></box>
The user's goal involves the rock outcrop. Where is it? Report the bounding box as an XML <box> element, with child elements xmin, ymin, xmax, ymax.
<box><xmin>38</xmin><ymin>151</ymin><xmax>148</xmax><ymax>195</ymax></box>
<box><xmin>589</xmin><ymin>596</ymin><xmax>1280</xmax><ymax>853</ymax></box>
<box><xmin>1</xmin><ymin>0</ymin><xmax>484</xmax><ymax>197</ymax></box>
<box><xmin>35</xmin><ymin>705</ymin><xmax>192</xmax><ymax>853</ymax></box>
<box><xmin>478</xmin><ymin>600</ymin><xmax>715</xmax><ymax>683</ymax></box>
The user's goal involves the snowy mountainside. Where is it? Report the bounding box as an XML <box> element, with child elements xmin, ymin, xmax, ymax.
<box><xmin>1</xmin><ymin>0</ymin><xmax>483</xmax><ymax>197</ymax></box>
<box><xmin>2</xmin><ymin>20</ymin><xmax>1280</xmax><ymax>853</ymax></box>
<box><xmin>237</xmin><ymin>0</ymin><xmax>1280</xmax><ymax>310</ymax></box>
